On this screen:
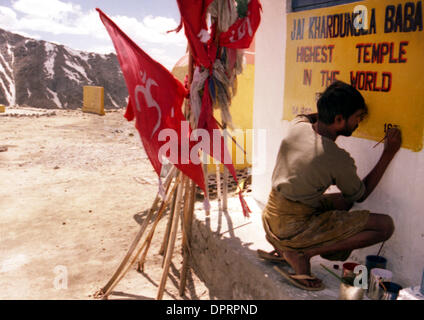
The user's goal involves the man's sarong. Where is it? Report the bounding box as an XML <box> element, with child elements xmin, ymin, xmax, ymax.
<box><xmin>262</xmin><ymin>188</ymin><xmax>370</xmax><ymax>261</ymax></box>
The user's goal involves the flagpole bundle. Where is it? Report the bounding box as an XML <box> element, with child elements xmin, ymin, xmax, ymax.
<box><xmin>93</xmin><ymin>169</ymin><xmax>179</xmax><ymax>299</ymax></box>
<box><xmin>93</xmin><ymin>1</ymin><xmax>261</xmax><ymax>299</ymax></box>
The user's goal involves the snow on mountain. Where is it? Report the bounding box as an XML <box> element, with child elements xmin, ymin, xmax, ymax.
<box><xmin>44</xmin><ymin>42</ymin><xmax>56</xmax><ymax>79</ymax></box>
<box><xmin>0</xmin><ymin>28</ymin><xmax>128</xmax><ymax>109</ymax></box>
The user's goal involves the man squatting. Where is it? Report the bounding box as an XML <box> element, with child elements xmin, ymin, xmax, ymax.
<box><xmin>262</xmin><ymin>81</ymin><xmax>401</xmax><ymax>290</ymax></box>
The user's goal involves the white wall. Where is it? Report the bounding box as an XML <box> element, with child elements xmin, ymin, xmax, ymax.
<box><xmin>252</xmin><ymin>0</ymin><xmax>287</xmax><ymax>205</ymax></box>
<box><xmin>252</xmin><ymin>0</ymin><xmax>424</xmax><ymax>287</ymax></box>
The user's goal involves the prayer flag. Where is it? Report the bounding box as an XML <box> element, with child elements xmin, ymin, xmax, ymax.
<box><xmin>176</xmin><ymin>0</ymin><xmax>215</xmax><ymax>68</ymax></box>
<box><xmin>97</xmin><ymin>8</ymin><xmax>206</xmax><ymax>192</ymax></box>
<box><xmin>219</xmin><ymin>0</ymin><xmax>262</xmax><ymax>49</ymax></box>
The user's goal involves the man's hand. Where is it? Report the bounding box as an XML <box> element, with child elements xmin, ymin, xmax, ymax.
<box><xmin>358</xmin><ymin>127</ymin><xmax>402</xmax><ymax>203</ymax></box>
<box><xmin>384</xmin><ymin>127</ymin><xmax>402</xmax><ymax>156</ymax></box>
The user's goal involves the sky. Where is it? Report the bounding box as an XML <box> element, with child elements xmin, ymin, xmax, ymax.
<box><xmin>0</xmin><ymin>0</ymin><xmax>188</xmax><ymax>69</ymax></box>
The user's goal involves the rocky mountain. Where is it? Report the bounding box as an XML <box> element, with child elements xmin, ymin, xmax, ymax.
<box><xmin>0</xmin><ymin>28</ymin><xmax>128</xmax><ymax>109</ymax></box>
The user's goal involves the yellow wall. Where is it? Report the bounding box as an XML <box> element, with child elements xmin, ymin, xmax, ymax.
<box><xmin>284</xmin><ymin>0</ymin><xmax>424</xmax><ymax>152</ymax></box>
<box><xmin>82</xmin><ymin>86</ymin><xmax>105</xmax><ymax>115</ymax></box>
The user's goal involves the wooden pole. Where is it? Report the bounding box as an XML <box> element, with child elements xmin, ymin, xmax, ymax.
<box><xmin>178</xmin><ymin>178</ymin><xmax>195</xmax><ymax>296</ymax></box>
<box><xmin>136</xmin><ymin>167</ymin><xmax>176</xmax><ymax>268</ymax></box>
<box><xmin>157</xmin><ymin>173</ymin><xmax>185</xmax><ymax>300</ymax></box>
<box><xmin>223</xmin><ymin>167</ymin><xmax>228</xmax><ymax>211</ymax></box>
<box><xmin>216</xmin><ymin>164</ymin><xmax>222</xmax><ymax>211</ymax></box>
<box><xmin>137</xmin><ymin>201</ymin><xmax>171</xmax><ymax>272</ymax></box>
<box><xmin>94</xmin><ymin>205</ymin><xmax>155</xmax><ymax>299</ymax></box>
<box><xmin>177</xmin><ymin>45</ymin><xmax>199</xmax><ymax>297</ymax></box>
<box><xmin>137</xmin><ymin>168</ymin><xmax>178</xmax><ymax>271</ymax></box>
<box><xmin>222</xmin><ymin>127</ymin><xmax>229</xmax><ymax>211</ymax></box>
<box><xmin>203</xmin><ymin>163</ymin><xmax>210</xmax><ymax>216</ymax></box>
<box><xmin>158</xmin><ymin>186</ymin><xmax>177</xmax><ymax>257</ymax></box>
<box><xmin>95</xmin><ymin>173</ymin><xmax>179</xmax><ymax>299</ymax></box>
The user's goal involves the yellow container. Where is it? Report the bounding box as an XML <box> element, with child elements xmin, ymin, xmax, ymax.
<box><xmin>0</xmin><ymin>105</ymin><xmax>5</xmax><ymax>113</ymax></box>
<box><xmin>82</xmin><ymin>86</ymin><xmax>105</xmax><ymax>115</ymax></box>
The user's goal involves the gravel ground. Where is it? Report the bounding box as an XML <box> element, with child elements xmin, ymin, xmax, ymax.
<box><xmin>0</xmin><ymin>107</ymin><xmax>211</xmax><ymax>300</ymax></box>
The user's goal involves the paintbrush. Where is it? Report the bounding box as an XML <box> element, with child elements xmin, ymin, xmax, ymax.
<box><xmin>376</xmin><ymin>241</ymin><xmax>385</xmax><ymax>257</ymax></box>
<box><xmin>373</xmin><ymin>125</ymin><xmax>400</xmax><ymax>148</ymax></box>
<box><xmin>320</xmin><ymin>263</ymin><xmax>351</xmax><ymax>285</ymax></box>
<box><xmin>372</xmin><ymin>135</ymin><xmax>387</xmax><ymax>148</ymax></box>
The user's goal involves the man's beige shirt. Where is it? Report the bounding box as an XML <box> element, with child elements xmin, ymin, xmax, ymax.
<box><xmin>272</xmin><ymin>116</ymin><xmax>365</xmax><ymax>208</ymax></box>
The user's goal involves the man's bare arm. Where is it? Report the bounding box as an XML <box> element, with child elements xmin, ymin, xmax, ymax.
<box><xmin>323</xmin><ymin>128</ymin><xmax>401</xmax><ymax>208</ymax></box>
<box><xmin>356</xmin><ymin>127</ymin><xmax>402</xmax><ymax>203</ymax></box>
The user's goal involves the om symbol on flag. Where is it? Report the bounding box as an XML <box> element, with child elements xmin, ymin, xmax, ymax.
<box><xmin>135</xmin><ymin>70</ymin><xmax>162</xmax><ymax>138</ymax></box>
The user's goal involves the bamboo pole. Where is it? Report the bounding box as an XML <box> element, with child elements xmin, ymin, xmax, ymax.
<box><xmin>135</xmin><ymin>167</ymin><xmax>176</xmax><ymax>269</ymax></box>
<box><xmin>157</xmin><ymin>173</ymin><xmax>185</xmax><ymax>300</ymax></box>
<box><xmin>102</xmin><ymin>177</ymin><xmax>180</xmax><ymax>298</ymax></box>
<box><xmin>137</xmin><ymin>204</ymin><xmax>170</xmax><ymax>272</ymax></box>
<box><xmin>137</xmin><ymin>168</ymin><xmax>178</xmax><ymax>271</ymax></box>
<box><xmin>203</xmin><ymin>163</ymin><xmax>210</xmax><ymax>216</ymax></box>
<box><xmin>95</xmin><ymin>173</ymin><xmax>179</xmax><ymax>299</ymax></box>
<box><xmin>101</xmin><ymin>176</ymin><xmax>180</xmax><ymax>298</ymax></box>
<box><xmin>178</xmin><ymin>178</ymin><xmax>195</xmax><ymax>296</ymax></box>
<box><xmin>223</xmin><ymin>166</ymin><xmax>228</xmax><ymax>211</ymax></box>
<box><xmin>93</xmin><ymin>207</ymin><xmax>154</xmax><ymax>299</ymax></box>
<box><xmin>177</xmin><ymin>45</ymin><xmax>198</xmax><ymax>297</ymax></box>
<box><xmin>222</xmin><ymin>126</ymin><xmax>229</xmax><ymax>212</ymax></box>
<box><xmin>216</xmin><ymin>164</ymin><xmax>222</xmax><ymax>211</ymax></box>
<box><xmin>158</xmin><ymin>187</ymin><xmax>177</xmax><ymax>258</ymax></box>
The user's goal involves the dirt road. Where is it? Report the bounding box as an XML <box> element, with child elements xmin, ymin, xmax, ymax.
<box><xmin>0</xmin><ymin>108</ymin><xmax>210</xmax><ymax>300</ymax></box>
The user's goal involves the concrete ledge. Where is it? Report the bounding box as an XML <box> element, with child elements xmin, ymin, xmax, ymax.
<box><xmin>190</xmin><ymin>196</ymin><xmax>364</xmax><ymax>300</ymax></box>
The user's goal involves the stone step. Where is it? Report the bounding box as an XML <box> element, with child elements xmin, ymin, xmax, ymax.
<box><xmin>190</xmin><ymin>196</ymin><xmax>367</xmax><ymax>300</ymax></box>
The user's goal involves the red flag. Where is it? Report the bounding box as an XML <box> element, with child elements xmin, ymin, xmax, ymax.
<box><xmin>219</xmin><ymin>0</ymin><xmax>262</xmax><ymax>49</ymax></box>
<box><xmin>97</xmin><ymin>8</ymin><xmax>206</xmax><ymax>192</ymax></box>
<box><xmin>176</xmin><ymin>0</ymin><xmax>214</xmax><ymax>68</ymax></box>
<box><xmin>174</xmin><ymin>1</ymin><xmax>255</xmax><ymax>216</ymax></box>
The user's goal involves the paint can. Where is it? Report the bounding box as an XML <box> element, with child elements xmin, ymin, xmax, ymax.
<box><xmin>380</xmin><ymin>282</ymin><xmax>403</xmax><ymax>300</ymax></box>
<box><xmin>367</xmin><ymin>268</ymin><xmax>393</xmax><ymax>300</ymax></box>
<box><xmin>365</xmin><ymin>255</ymin><xmax>387</xmax><ymax>277</ymax></box>
<box><xmin>342</xmin><ymin>262</ymin><xmax>360</xmax><ymax>279</ymax></box>
<box><xmin>339</xmin><ymin>278</ymin><xmax>365</xmax><ymax>300</ymax></box>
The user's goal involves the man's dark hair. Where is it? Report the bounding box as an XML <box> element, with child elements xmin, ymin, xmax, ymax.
<box><xmin>317</xmin><ymin>81</ymin><xmax>368</xmax><ymax>124</ymax></box>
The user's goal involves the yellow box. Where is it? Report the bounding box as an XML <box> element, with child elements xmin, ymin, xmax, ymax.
<box><xmin>0</xmin><ymin>105</ymin><xmax>5</xmax><ymax>113</ymax></box>
<box><xmin>82</xmin><ymin>86</ymin><xmax>105</xmax><ymax>115</ymax></box>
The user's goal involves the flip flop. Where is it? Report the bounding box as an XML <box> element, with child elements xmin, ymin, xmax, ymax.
<box><xmin>273</xmin><ymin>266</ymin><xmax>325</xmax><ymax>291</ymax></box>
<box><xmin>257</xmin><ymin>249</ymin><xmax>288</xmax><ymax>264</ymax></box>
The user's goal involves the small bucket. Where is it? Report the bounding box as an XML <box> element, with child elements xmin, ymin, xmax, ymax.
<box><xmin>367</xmin><ymin>268</ymin><xmax>393</xmax><ymax>300</ymax></box>
<box><xmin>380</xmin><ymin>282</ymin><xmax>402</xmax><ymax>300</ymax></box>
<box><xmin>420</xmin><ymin>268</ymin><xmax>424</xmax><ymax>295</ymax></box>
<box><xmin>342</xmin><ymin>262</ymin><xmax>360</xmax><ymax>279</ymax></box>
<box><xmin>366</xmin><ymin>255</ymin><xmax>387</xmax><ymax>270</ymax></box>
<box><xmin>366</xmin><ymin>255</ymin><xmax>387</xmax><ymax>278</ymax></box>
<box><xmin>339</xmin><ymin>278</ymin><xmax>365</xmax><ymax>300</ymax></box>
